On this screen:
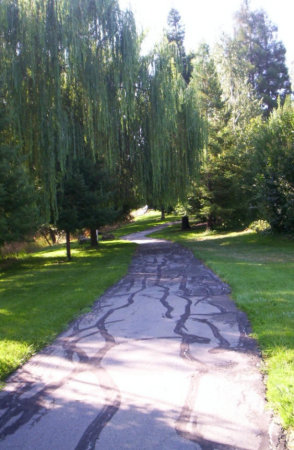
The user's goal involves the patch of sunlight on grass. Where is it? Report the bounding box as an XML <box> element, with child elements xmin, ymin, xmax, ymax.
<box><xmin>36</xmin><ymin>249</ymin><xmax>67</xmax><ymax>259</ymax></box>
<box><xmin>0</xmin><ymin>309</ymin><xmax>12</xmax><ymax>316</ymax></box>
<box><xmin>0</xmin><ymin>340</ymin><xmax>34</xmax><ymax>379</ymax></box>
<box><xmin>267</xmin><ymin>348</ymin><xmax>294</xmax><ymax>428</ymax></box>
<box><xmin>133</xmin><ymin>210</ymin><xmax>161</xmax><ymax>222</ymax></box>
<box><xmin>195</xmin><ymin>230</ymin><xmax>252</xmax><ymax>241</ymax></box>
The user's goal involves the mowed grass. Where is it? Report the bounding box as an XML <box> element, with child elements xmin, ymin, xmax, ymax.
<box><xmin>0</xmin><ymin>240</ymin><xmax>136</xmax><ymax>384</ymax></box>
<box><xmin>0</xmin><ymin>210</ymin><xmax>177</xmax><ymax>385</ymax></box>
<box><xmin>151</xmin><ymin>225</ymin><xmax>294</xmax><ymax>430</ymax></box>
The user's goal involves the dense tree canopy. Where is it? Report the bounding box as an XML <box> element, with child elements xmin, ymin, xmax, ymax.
<box><xmin>0</xmin><ymin>0</ymin><xmax>140</xmax><ymax>219</ymax></box>
<box><xmin>0</xmin><ymin>0</ymin><xmax>294</xmax><ymax>250</ymax></box>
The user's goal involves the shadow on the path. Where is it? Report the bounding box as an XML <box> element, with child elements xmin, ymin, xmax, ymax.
<box><xmin>0</xmin><ymin>366</ymin><xmax>252</xmax><ymax>450</ymax></box>
<box><xmin>0</xmin><ymin>335</ymin><xmax>267</xmax><ymax>450</ymax></box>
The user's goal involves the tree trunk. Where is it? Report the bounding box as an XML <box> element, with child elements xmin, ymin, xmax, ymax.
<box><xmin>90</xmin><ymin>228</ymin><xmax>98</xmax><ymax>247</ymax></box>
<box><xmin>40</xmin><ymin>230</ymin><xmax>51</xmax><ymax>247</ymax></box>
<box><xmin>161</xmin><ymin>207</ymin><xmax>165</xmax><ymax>220</ymax></box>
<box><xmin>49</xmin><ymin>227</ymin><xmax>57</xmax><ymax>244</ymax></box>
<box><xmin>66</xmin><ymin>231</ymin><xmax>71</xmax><ymax>260</ymax></box>
<box><xmin>181</xmin><ymin>215</ymin><xmax>191</xmax><ymax>230</ymax></box>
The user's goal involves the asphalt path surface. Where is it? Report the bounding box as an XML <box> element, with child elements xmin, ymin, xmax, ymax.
<box><xmin>0</xmin><ymin>226</ymin><xmax>285</xmax><ymax>449</ymax></box>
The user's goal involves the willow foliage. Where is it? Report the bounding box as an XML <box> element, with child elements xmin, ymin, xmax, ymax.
<box><xmin>147</xmin><ymin>39</ymin><xmax>204</xmax><ymax>208</ymax></box>
<box><xmin>0</xmin><ymin>0</ymin><xmax>140</xmax><ymax>219</ymax></box>
<box><xmin>1</xmin><ymin>1</ymin><xmax>205</xmax><ymax>222</ymax></box>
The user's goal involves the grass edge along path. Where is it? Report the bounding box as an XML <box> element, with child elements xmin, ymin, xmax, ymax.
<box><xmin>0</xmin><ymin>240</ymin><xmax>136</xmax><ymax>386</ymax></box>
<box><xmin>0</xmin><ymin>210</ymin><xmax>177</xmax><ymax>387</ymax></box>
<box><xmin>151</xmin><ymin>224</ymin><xmax>294</xmax><ymax>436</ymax></box>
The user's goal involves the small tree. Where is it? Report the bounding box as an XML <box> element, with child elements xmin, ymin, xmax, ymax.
<box><xmin>78</xmin><ymin>159</ymin><xmax>118</xmax><ymax>247</ymax></box>
<box><xmin>57</xmin><ymin>158</ymin><xmax>119</xmax><ymax>258</ymax></box>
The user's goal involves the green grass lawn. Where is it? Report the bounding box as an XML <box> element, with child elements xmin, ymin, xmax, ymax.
<box><xmin>151</xmin><ymin>224</ymin><xmax>294</xmax><ymax>431</ymax></box>
<box><xmin>0</xmin><ymin>210</ymin><xmax>177</xmax><ymax>385</ymax></box>
<box><xmin>0</xmin><ymin>240</ymin><xmax>136</xmax><ymax>384</ymax></box>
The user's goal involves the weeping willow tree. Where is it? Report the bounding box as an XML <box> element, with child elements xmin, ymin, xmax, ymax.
<box><xmin>60</xmin><ymin>0</ymin><xmax>142</xmax><ymax>223</ymax></box>
<box><xmin>0</xmin><ymin>0</ymin><xmax>140</xmax><ymax>221</ymax></box>
<box><xmin>62</xmin><ymin>0</ymin><xmax>140</xmax><ymax>162</ymax></box>
<box><xmin>0</xmin><ymin>0</ymin><xmax>66</xmax><ymax>218</ymax></box>
<box><xmin>1</xmin><ymin>0</ymin><xmax>204</xmax><ymax>236</ymax></box>
<box><xmin>146</xmin><ymin>39</ymin><xmax>205</xmax><ymax>218</ymax></box>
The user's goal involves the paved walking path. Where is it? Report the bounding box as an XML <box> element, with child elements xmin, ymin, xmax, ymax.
<box><xmin>0</xmin><ymin>227</ymin><xmax>284</xmax><ymax>449</ymax></box>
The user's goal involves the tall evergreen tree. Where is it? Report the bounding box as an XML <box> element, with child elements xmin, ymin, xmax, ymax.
<box><xmin>166</xmin><ymin>8</ymin><xmax>193</xmax><ymax>84</ymax></box>
<box><xmin>192</xmin><ymin>44</ymin><xmax>226</xmax><ymax>134</ymax></box>
<box><xmin>189</xmin><ymin>45</ymin><xmax>231</xmax><ymax>228</ymax></box>
<box><xmin>215</xmin><ymin>35</ymin><xmax>261</xmax><ymax>128</ymax></box>
<box><xmin>232</xmin><ymin>1</ymin><xmax>291</xmax><ymax>115</ymax></box>
<box><xmin>167</xmin><ymin>9</ymin><xmax>185</xmax><ymax>51</ymax></box>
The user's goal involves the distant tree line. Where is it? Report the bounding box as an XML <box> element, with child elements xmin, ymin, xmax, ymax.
<box><xmin>0</xmin><ymin>0</ymin><xmax>293</xmax><ymax>257</ymax></box>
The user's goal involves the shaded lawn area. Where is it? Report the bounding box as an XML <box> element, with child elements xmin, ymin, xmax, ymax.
<box><xmin>151</xmin><ymin>225</ymin><xmax>294</xmax><ymax>430</ymax></box>
<box><xmin>0</xmin><ymin>240</ymin><xmax>136</xmax><ymax>384</ymax></box>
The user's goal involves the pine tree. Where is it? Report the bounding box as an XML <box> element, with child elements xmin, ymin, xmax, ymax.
<box><xmin>167</xmin><ymin>9</ymin><xmax>185</xmax><ymax>51</ymax></box>
<box><xmin>56</xmin><ymin>158</ymin><xmax>119</xmax><ymax>258</ymax></box>
<box><xmin>77</xmin><ymin>159</ymin><xmax>118</xmax><ymax>247</ymax></box>
<box><xmin>166</xmin><ymin>8</ymin><xmax>193</xmax><ymax>84</ymax></box>
<box><xmin>215</xmin><ymin>35</ymin><xmax>261</xmax><ymax>128</ymax></box>
<box><xmin>233</xmin><ymin>1</ymin><xmax>291</xmax><ymax>115</ymax></box>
